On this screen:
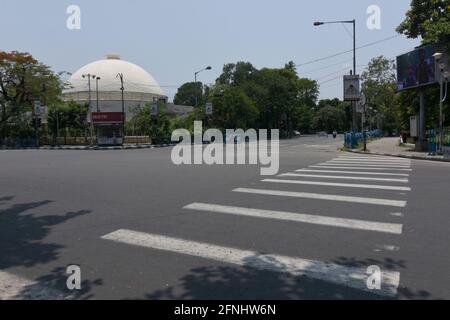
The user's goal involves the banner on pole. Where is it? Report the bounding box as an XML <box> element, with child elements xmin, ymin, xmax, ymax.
<box><xmin>343</xmin><ymin>75</ymin><xmax>360</xmax><ymax>101</ymax></box>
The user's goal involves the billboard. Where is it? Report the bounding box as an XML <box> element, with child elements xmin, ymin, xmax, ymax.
<box><xmin>396</xmin><ymin>45</ymin><xmax>437</xmax><ymax>91</ymax></box>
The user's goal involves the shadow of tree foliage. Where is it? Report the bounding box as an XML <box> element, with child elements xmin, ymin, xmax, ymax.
<box><xmin>143</xmin><ymin>253</ymin><xmax>386</xmax><ymax>300</ymax></box>
<box><xmin>333</xmin><ymin>256</ymin><xmax>438</xmax><ymax>300</ymax></box>
<box><xmin>11</xmin><ymin>267</ymin><xmax>103</xmax><ymax>300</ymax></box>
<box><xmin>0</xmin><ymin>197</ymin><xmax>102</xmax><ymax>299</ymax></box>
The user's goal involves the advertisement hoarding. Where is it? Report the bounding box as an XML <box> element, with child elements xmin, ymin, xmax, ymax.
<box><xmin>396</xmin><ymin>45</ymin><xmax>438</xmax><ymax>91</ymax></box>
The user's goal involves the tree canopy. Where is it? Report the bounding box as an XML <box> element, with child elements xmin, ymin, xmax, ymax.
<box><xmin>397</xmin><ymin>0</ymin><xmax>450</xmax><ymax>51</ymax></box>
<box><xmin>0</xmin><ymin>51</ymin><xmax>63</xmax><ymax>139</ymax></box>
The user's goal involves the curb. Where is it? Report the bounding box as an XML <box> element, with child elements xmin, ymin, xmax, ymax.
<box><xmin>344</xmin><ymin>149</ymin><xmax>450</xmax><ymax>163</ymax></box>
<box><xmin>1</xmin><ymin>144</ymin><xmax>176</xmax><ymax>151</ymax></box>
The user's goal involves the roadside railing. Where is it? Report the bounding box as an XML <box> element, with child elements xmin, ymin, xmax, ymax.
<box><xmin>428</xmin><ymin>129</ymin><xmax>450</xmax><ymax>155</ymax></box>
<box><xmin>344</xmin><ymin>130</ymin><xmax>382</xmax><ymax>149</ymax></box>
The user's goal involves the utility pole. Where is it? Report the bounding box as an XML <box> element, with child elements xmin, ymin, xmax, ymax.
<box><xmin>82</xmin><ymin>73</ymin><xmax>96</xmax><ymax>145</ymax></box>
<box><xmin>95</xmin><ymin>76</ymin><xmax>101</xmax><ymax>112</ymax></box>
<box><xmin>314</xmin><ymin>19</ymin><xmax>357</xmax><ymax>131</ymax></box>
<box><xmin>116</xmin><ymin>73</ymin><xmax>125</xmax><ymax>114</ymax></box>
<box><xmin>194</xmin><ymin>66</ymin><xmax>212</xmax><ymax>108</ymax></box>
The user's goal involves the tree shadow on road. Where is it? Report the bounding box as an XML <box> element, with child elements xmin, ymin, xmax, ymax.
<box><xmin>0</xmin><ymin>197</ymin><xmax>102</xmax><ymax>299</ymax></box>
<box><xmin>333</xmin><ymin>256</ymin><xmax>437</xmax><ymax>300</ymax></box>
<box><xmin>144</xmin><ymin>253</ymin><xmax>385</xmax><ymax>300</ymax></box>
<box><xmin>0</xmin><ymin>199</ymin><xmax>90</xmax><ymax>268</ymax></box>
<box><xmin>10</xmin><ymin>267</ymin><xmax>104</xmax><ymax>300</ymax></box>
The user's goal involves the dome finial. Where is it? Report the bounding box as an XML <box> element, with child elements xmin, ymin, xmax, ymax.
<box><xmin>106</xmin><ymin>54</ymin><xmax>121</xmax><ymax>60</ymax></box>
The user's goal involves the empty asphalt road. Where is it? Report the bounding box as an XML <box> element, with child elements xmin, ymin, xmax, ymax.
<box><xmin>1</xmin><ymin>135</ymin><xmax>450</xmax><ymax>299</ymax></box>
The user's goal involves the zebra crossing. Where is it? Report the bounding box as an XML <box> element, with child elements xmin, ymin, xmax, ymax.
<box><xmin>101</xmin><ymin>153</ymin><xmax>412</xmax><ymax>298</ymax></box>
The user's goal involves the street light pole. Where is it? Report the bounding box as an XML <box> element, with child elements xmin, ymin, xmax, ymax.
<box><xmin>82</xmin><ymin>73</ymin><xmax>96</xmax><ymax>145</ymax></box>
<box><xmin>194</xmin><ymin>66</ymin><xmax>212</xmax><ymax>108</ymax></box>
<box><xmin>314</xmin><ymin>19</ymin><xmax>357</xmax><ymax>131</ymax></box>
<box><xmin>116</xmin><ymin>73</ymin><xmax>125</xmax><ymax>114</ymax></box>
<box><xmin>95</xmin><ymin>76</ymin><xmax>101</xmax><ymax>112</ymax></box>
<box><xmin>433</xmin><ymin>53</ymin><xmax>449</xmax><ymax>153</ymax></box>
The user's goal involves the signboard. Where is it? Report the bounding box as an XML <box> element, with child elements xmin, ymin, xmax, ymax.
<box><xmin>205</xmin><ymin>103</ymin><xmax>213</xmax><ymax>115</ymax></box>
<box><xmin>356</xmin><ymin>93</ymin><xmax>366</xmax><ymax>113</ymax></box>
<box><xmin>396</xmin><ymin>45</ymin><xmax>437</xmax><ymax>91</ymax></box>
<box><xmin>343</xmin><ymin>75</ymin><xmax>360</xmax><ymax>101</ymax></box>
<box><xmin>410</xmin><ymin>116</ymin><xmax>419</xmax><ymax>137</ymax></box>
<box><xmin>34</xmin><ymin>99</ymin><xmax>42</xmax><ymax>116</ymax></box>
<box><xmin>40</xmin><ymin>106</ymin><xmax>48</xmax><ymax>124</ymax></box>
<box><xmin>151</xmin><ymin>102</ymin><xmax>158</xmax><ymax>116</ymax></box>
<box><xmin>91</xmin><ymin>112</ymin><xmax>125</xmax><ymax>124</ymax></box>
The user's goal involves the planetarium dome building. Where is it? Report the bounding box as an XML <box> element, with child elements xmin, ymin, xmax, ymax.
<box><xmin>63</xmin><ymin>54</ymin><xmax>166</xmax><ymax>118</ymax></box>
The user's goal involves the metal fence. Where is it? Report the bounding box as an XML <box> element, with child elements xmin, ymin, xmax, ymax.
<box><xmin>1</xmin><ymin>136</ymin><xmax>161</xmax><ymax>147</ymax></box>
<box><xmin>428</xmin><ymin>129</ymin><xmax>450</xmax><ymax>155</ymax></box>
<box><xmin>344</xmin><ymin>130</ymin><xmax>383</xmax><ymax>149</ymax></box>
<box><xmin>0</xmin><ymin>138</ymin><xmax>38</xmax><ymax>148</ymax></box>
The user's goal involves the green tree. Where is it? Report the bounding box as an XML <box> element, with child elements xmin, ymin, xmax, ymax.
<box><xmin>0</xmin><ymin>51</ymin><xmax>63</xmax><ymax>139</ymax></box>
<box><xmin>174</xmin><ymin>82</ymin><xmax>204</xmax><ymax>107</ymax></box>
<box><xmin>47</xmin><ymin>101</ymin><xmax>88</xmax><ymax>137</ymax></box>
<box><xmin>127</xmin><ymin>101</ymin><xmax>172</xmax><ymax>143</ymax></box>
<box><xmin>216</xmin><ymin>62</ymin><xmax>257</xmax><ymax>86</ymax></box>
<box><xmin>209</xmin><ymin>86</ymin><xmax>258</xmax><ymax>130</ymax></box>
<box><xmin>312</xmin><ymin>106</ymin><xmax>346</xmax><ymax>133</ymax></box>
<box><xmin>397</xmin><ymin>0</ymin><xmax>450</xmax><ymax>51</ymax></box>
<box><xmin>361</xmin><ymin>56</ymin><xmax>399</xmax><ymax>135</ymax></box>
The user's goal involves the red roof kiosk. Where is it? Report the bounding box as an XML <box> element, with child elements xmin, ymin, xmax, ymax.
<box><xmin>92</xmin><ymin>112</ymin><xmax>125</xmax><ymax>146</ymax></box>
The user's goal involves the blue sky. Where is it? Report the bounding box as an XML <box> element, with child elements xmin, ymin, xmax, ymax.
<box><xmin>0</xmin><ymin>0</ymin><xmax>420</xmax><ymax>102</ymax></box>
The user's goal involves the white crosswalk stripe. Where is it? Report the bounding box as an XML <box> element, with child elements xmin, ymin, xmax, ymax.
<box><xmin>233</xmin><ymin>188</ymin><xmax>407</xmax><ymax>207</ymax></box>
<box><xmin>311</xmin><ymin>165</ymin><xmax>412</xmax><ymax>172</ymax></box>
<box><xmin>336</xmin><ymin>157</ymin><xmax>411</xmax><ymax>162</ymax></box>
<box><xmin>338</xmin><ymin>155</ymin><xmax>408</xmax><ymax>159</ymax></box>
<box><xmin>322</xmin><ymin>162</ymin><xmax>411</xmax><ymax>168</ymax></box>
<box><xmin>335</xmin><ymin>161</ymin><xmax>411</xmax><ymax>166</ymax></box>
<box><xmin>101</xmin><ymin>229</ymin><xmax>400</xmax><ymax>297</ymax></box>
<box><xmin>97</xmin><ymin>152</ymin><xmax>410</xmax><ymax>298</ymax></box>
<box><xmin>280</xmin><ymin>173</ymin><xmax>409</xmax><ymax>183</ymax></box>
<box><xmin>184</xmin><ymin>203</ymin><xmax>403</xmax><ymax>234</ymax></box>
<box><xmin>327</xmin><ymin>161</ymin><xmax>411</xmax><ymax>166</ymax></box>
<box><xmin>262</xmin><ymin>179</ymin><xmax>411</xmax><ymax>191</ymax></box>
<box><xmin>296</xmin><ymin>169</ymin><xmax>410</xmax><ymax>177</ymax></box>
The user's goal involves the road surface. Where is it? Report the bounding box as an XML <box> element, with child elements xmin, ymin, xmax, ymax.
<box><xmin>1</xmin><ymin>135</ymin><xmax>449</xmax><ymax>299</ymax></box>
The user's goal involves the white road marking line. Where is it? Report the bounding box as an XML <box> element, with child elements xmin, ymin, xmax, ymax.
<box><xmin>296</xmin><ymin>169</ymin><xmax>410</xmax><ymax>177</ymax></box>
<box><xmin>184</xmin><ymin>203</ymin><xmax>403</xmax><ymax>234</ymax></box>
<box><xmin>0</xmin><ymin>271</ymin><xmax>68</xmax><ymax>300</ymax></box>
<box><xmin>322</xmin><ymin>162</ymin><xmax>411</xmax><ymax>168</ymax></box>
<box><xmin>280</xmin><ymin>173</ymin><xmax>408</xmax><ymax>183</ymax></box>
<box><xmin>262</xmin><ymin>179</ymin><xmax>411</xmax><ymax>192</ymax></box>
<box><xmin>332</xmin><ymin>159</ymin><xmax>411</xmax><ymax>165</ymax></box>
<box><xmin>328</xmin><ymin>161</ymin><xmax>411</xmax><ymax>166</ymax></box>
<box><xmin>101</xmin><ymin>229</ymin><xmax>400</xmax><ymax>297</ymax></box>
<box><xmin>374</xmin><ymin>245</ymin><xmax>400</xmax><ymax>252</ymax></box>
<box><xmin>233</xmin><ymin>188</ymin><xmax>407</xmax><ymax>207</ymax></box>
<box><xmin>337</xmin><ymin>157</ymin><xmax>411</xmax><ymax>162</ymax></box>
<box><xmin>390</xmin><ymin>212</ymin><xmax>404</xmax><ymax>217</ymax></box>
<box><xmin>310</xmin><ymin>166</ymin><xmax>412</xmax><ymax>172</ymax></box>
<box><xmin>335</xmin><ymin>160</ymin><xmax>411</xmax><ymax>165</ymax></box>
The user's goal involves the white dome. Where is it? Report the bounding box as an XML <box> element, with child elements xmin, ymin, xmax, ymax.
<box><xmin>65</xmin><ymin>55</ymin><xmax>164</xmax><ymax>96</ymax></box>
